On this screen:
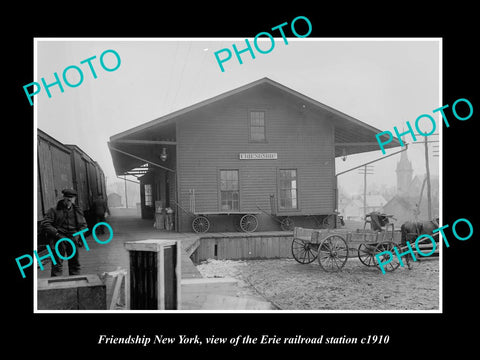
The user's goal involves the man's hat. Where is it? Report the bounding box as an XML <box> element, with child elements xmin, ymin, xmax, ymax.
<box><xmin>62</xmin><ymin>188</ymin><xmax>77</xmax><ymax>197</ymax></box>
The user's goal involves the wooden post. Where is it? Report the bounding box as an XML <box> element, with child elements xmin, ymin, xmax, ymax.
<box><xmin>358</xmin><ymin>165</ymin><xmax>373</xmax><ymax>217</ymax></box>
<box><xmin>424</xmin><ymin>136</ymin><xmax>432</xmax><ymax>219</ymax></box>
<box><xmin>363</xmin><ymin>165</ymin><xmax>367</xmax><ymax>217</ymax></box>
<box><xmin>100</xmin><ymin>268</ymin><xmax>127</xmax><ymax>310</ymax></box>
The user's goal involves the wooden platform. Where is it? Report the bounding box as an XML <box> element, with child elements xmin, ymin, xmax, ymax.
<box><xmin>192</xmin><ymin>232</ymin><xmax>294</xmax><ymax>262</ymax></box>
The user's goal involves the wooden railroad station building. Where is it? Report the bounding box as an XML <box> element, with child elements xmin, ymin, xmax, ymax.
<box><xmin>108</xmin><ymin>77</ymin><xmax>399</xmax><ymax>232</ymax></box>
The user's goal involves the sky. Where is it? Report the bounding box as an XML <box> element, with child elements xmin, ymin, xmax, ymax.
<box><xmin>35</xmin><ymin>38</ymin><xmax>441</xmax><ymax>196</ymax></box>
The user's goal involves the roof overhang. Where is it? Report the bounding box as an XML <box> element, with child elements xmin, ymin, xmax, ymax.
<box><xmin>109</xmin><ymin>77</ymin><xmax>400</xmax><ymax>175</ymax></box>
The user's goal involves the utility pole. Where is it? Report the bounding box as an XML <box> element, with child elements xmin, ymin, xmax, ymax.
<box><xmin>432</xmin><ymin>143</ymin><xmax>439</xmax><ymax>158</ymax></box>
<box><xmin>424</xmin><ymin>136</ymin><xmax>432</xmax><ymax>219</ymax></box>
<box><xmin>409</xmin><ymin>132</ymin><xmax>438</xmax><ymax>220</ymax></box>
<box><xmin>358</xmin><ymin>165</ymin><xmax>374</xmax><ymax>217</ymax></box>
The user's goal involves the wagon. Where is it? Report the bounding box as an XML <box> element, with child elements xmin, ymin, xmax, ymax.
<box><xmin>256</xmin><ymin>194</ymin><xmax>344</xmax><ymax>231</ymax></box>
<box><xmin>291</xmin><ymin>213</ymin><xmax>402</xmax><ymax>272</ymax></box>
<box><xmin>171</xmin><ymin>193</ymin><xmax>261</xmax><ymax>233</ymax></box>
<box><xmin>191</xmin><ymin>211</ymin><xmax>261</xmax><ymax>233</ymax></box>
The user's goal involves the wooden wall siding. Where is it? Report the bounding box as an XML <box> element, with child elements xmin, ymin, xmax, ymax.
<box><xmin>37</xmin><ymin>138</ymin><xmax>56</xmax><ymax>216</ymax></box>
<box><xmin>193</xmin><ymin>232</ymin><xmax>402</xmax><ymax>263</ymax></box>
<box><xmin>193</xmin><ymin>234</ymin><xmax>294</xmax><ymax>262</ymax></box>
<box><xmin>175</xmin><ymin>86</ymin><xmax>335</xmax><ymax>231</ymax></box>
<box><xmin>70</xmin><ymin>151</ymin><xmax>90</xmax><ymax>212</ymax></box>
<box><xmin>96</xmin><ymin>166</ymin><xmax>106</xmax><ymax>197</ymax></box>
<box><xmin>37</xmin><ymin>170</ymin><xmax>43</xmax><ymax>217</ymax></box>
<box><xmin>87</xmin><ymin>162</ymin><xmax>98</xmax><ymax>200</ymax></box>
<box><xmin>37</xmin><ymin>131</ymin><xmax>107</xmax><ymax>222</ymax></box>
<box><xmin>37</xmin><ymin>137</ymin><xmax>73</xmax><ymax>219</ymax></box>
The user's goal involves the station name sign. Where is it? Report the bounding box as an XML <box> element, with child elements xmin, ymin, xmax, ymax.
<box><xmin>239</xmin><ymin>153</ymin><xmax>278</xmax><ymax>160</ymax></box>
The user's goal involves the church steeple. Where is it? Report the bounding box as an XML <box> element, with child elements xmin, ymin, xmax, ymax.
<box><xmin>396</xmin><ymin>150</ymin><xmax>413</xmax><ymax>195</ymax></box>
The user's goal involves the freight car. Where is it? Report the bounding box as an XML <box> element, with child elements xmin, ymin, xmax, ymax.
<box><xmin>37</xmin><ymin>129</ymin><xmax>107</xmax><ymax>246</ymax></box>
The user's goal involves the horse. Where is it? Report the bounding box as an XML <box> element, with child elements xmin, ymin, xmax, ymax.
<box><xmin>400</xmin><ymin>217</ymin><xmax>439</xmax><ymax>268</ymax></box>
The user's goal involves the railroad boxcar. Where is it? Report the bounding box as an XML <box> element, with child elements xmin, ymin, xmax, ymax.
<box><xmin>37</xmin><ymin>129</ymin><xmax>107</xmax><ymax>244</ymax></box>
<box><xmin>37</xmin><ymin>129</ymin><xmax>74</xmax><ymax>220</ymax></box>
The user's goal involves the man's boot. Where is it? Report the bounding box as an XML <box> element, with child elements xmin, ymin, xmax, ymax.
<box><xmin>69</xmin><ymin>267</ymin><xmax>81</xmax><ymax>276</ymax></box>
<box><xmin>51</xmin><ymin>264</ymin><xmax>63</xmax><ymax>277</ymax></box>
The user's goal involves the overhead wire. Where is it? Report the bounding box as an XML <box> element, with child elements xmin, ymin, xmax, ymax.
<box><xmin>187</xmin><ymin>41</ymin><xmax>209</xmax><ymax>104</ymax></box>
<box><xmin>170</xmin><ymin>42</ymin><xmax>192</xmax><ymax>112</ymax></box>
<box><xmin>160</xmin><ymin>41</ymin><xmax>179</xmax><ymax>115</ymax></box>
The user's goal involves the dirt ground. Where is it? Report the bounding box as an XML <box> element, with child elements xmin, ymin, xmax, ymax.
<box><xmin>196</xmin><ymin>257</ymin><xmax>440</xmax><ymax>311</ymax></box>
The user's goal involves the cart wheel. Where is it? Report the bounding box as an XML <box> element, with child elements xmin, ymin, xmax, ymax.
<box><xmin>322</xmin><ymin>214</ymin><xmax>335</xmax><ymax>229</ymax></box>
<box><xmin>239</xmin><ymin>214</ymin><xmax>258</xmax><ymax>232</ymax></box>
<box><xmin>374</xmin><ymin>242</ymin><xmax>400</xmax><ymax>272</ymax></box>
<box><xmin>280</xmin><ymin>217</ymin><xmax>295</xmax><ymax>231</ymax></box>
<box><xmin>291</xmin><ymin>233</ymin><xmax>319</xmax><ymax>264</ymax></box>
<box><xmin>192</xmin><ymin>216</ymin><xmax>210</xmax><ymax>233</ymax></box>
<box><xmin>357</xmin><ymin>243</ymin><xmax>377</xmax><ymax>267</ymax></box>
<box><xmin>317</xmin><ymin>234</ymin><xmax>349</xmax><ymax>272</ymax></box>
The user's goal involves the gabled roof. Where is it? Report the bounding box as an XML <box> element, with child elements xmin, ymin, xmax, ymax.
<box><xmin>38</xmin><ymin>128</ymin><xmax>72</xmax><ymax>154</ymax></box>
<box><xmin>384</xmin><ymin>195</ymin><xmax>416</xmax><ymax>210</ymax></box>
<box><xmin>109</xmin><ymin>77</ymin><xmax>400</xmax><ymax>175</ymax></box>
<box><xmin>361</xmin><ymin>194</ymin><xmax>387</xmax><ymax>207</ymax></box>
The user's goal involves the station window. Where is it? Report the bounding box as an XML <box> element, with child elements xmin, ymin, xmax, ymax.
<box><xmin>250</xmin><ymin>111</ymin><xmax>266</xmax><ymax>142</ymax></box>
<box><xmin>279</xmin><ymin>169</ymin><xmax>298</xmax><ymax>210</ymax></box>
<box><xmin>144</xmin><ymin>184</ymin><xmax>153</xmax><ymax>206</ymax></box>
<box><xmin>220</xmin><ymin>170</ymin><xmax>239</xmax><ymax>211</ymax></box>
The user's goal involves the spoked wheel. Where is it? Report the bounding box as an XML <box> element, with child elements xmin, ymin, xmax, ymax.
<box><xmin>322</xmin><ymin>214</ymin><xmax>336</xmax><ymax>229</ymax></box>
<box><xmin>239</xmin><ymin>214</ymin><xmax>258</xmax><ymax>232</ymax></box>
<box><xmin>317</xmin><ymin>234</ymin><xmax>349</xmax><ymax>272</ymax></box>
<box><xmin>374</xmin><ymin>242</ymin><xmax>400</xmax><ymax>272</ymax></box>
<box><xmin>357</xmin><ymin>243</ymin><xmax>377</xmax><ymax>267</ymax></box>
<box><xmin>192</xmin><ymin>216</ymin><xmax>210</xmax><ymax>233</ymax></box>
<box><xmin>291</xmin><ymin>237</ymin><xmax>319</xmax><ymax>264</ymax></box>
<box><xmin>280</xmin><ymin>217</ymin><xmax>295</xmax><ymax>231</ymax></box>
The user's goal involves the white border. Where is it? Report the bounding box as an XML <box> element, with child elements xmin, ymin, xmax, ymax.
<box><xmin>33</xmin><ymin>37</ymin><xmax>443</xmax><ymax>314</ymax></box>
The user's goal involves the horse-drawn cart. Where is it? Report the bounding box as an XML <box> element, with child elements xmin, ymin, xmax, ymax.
<box><xmin>291</xmin><ymin>212</ymin><xmax>402</xmax><ymax>272</ymax></box>
<box><xmin>291</xmin><ymin>212</ymin><xmax>440</xmax><ymax>272</ymax></box>
<box><xmin>292</xmin><ymin>227</ymin><xmax>400</xmax><ymax>272</ymax></box>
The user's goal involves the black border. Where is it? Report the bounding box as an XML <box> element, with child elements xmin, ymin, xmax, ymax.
<box><xmin>7</xmin><ymin>5</ymin><xmax>478</xmax><ymax>355</ymax></box>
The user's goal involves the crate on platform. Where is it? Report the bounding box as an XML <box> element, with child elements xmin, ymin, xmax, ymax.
<box><xmin>124</xmin><ymin>239</ymin><xmax>181</xmax><ymax>310</ymax></box>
